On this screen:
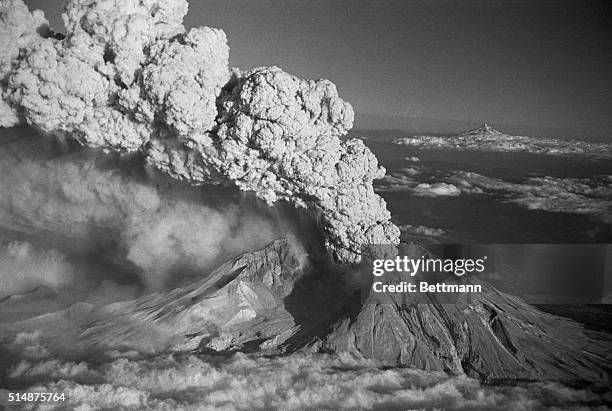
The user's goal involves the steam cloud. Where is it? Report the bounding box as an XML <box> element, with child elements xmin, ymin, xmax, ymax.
<box><xmin>0</xmin><ymin>241</ymin><xmax>75</xmax><ymax>299</ymax></box>
<box><xmin>0</xmin><ymin>0</ymin><xmax>400</xmax><ymax>263</ymax></box>
<box><xmin>0</xmin><ymin>134</ymin><xmax>283</xmax><ymax>292</ymax></box>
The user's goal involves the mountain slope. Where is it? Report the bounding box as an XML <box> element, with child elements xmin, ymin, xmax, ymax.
<box><xmin>306</xmin><ymin>244</ymin><xmax>611</xmax><ymax>382</ymax></box>
<box><xmin>1</xmin><ymin>239</ymin><xmax>610</xmax><ymax>384</ymax></box>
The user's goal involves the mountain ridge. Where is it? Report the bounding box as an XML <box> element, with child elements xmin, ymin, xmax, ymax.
<box><xmin>2</xmin><ymin>239</ymin><xmax>610</xmax><ymax>384</ymax></box>
<box><xmin>355</xmin><ymin>113</ymin><xmax>611</xmax><ymax>142</ymax></box>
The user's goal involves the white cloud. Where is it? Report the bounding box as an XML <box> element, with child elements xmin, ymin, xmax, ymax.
<box><xmin>400</xmin><ymin>224</ymin><xmax>446</xmax><ymax>238</ymax></box>
<box><xmin>6</xmin><ymin>352</ymin><xmax>609</xmax><ymax>410</ymax></box>
<box><xmin>393</xmin><ymin>130</ymin><xmax>612</xmax><ymax>159</ymax></box>
<box><xmin>413</xmin><ymin>182</ymin><xmax>461</xmax><ymax>197</ymax></box>
<box><xmin>0</xmin><ymin>242</ymin><xmax>75</xmax><ymax>299</ymax></box>
<box><xmin>448</xmin><ymin>172</ymin><xmax>612</xmax><ymax>221</ymax></box>
<box><xmin>400</xmin><ymin>167</ymin><xmax>421</xmax><ymax>176</ymax></box>
<box><xmin>376</xmin><ymin>166</ymin><xmax>611</xmax><ymax>221</ymax></box>
<box><xmin>376</xmin><ymin>173</ymin><xmax>418</xmax><ymax>192</ymax></box>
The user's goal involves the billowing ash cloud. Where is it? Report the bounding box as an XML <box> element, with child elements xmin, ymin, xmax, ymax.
<box><xmin>0</xmin><ymin>134</ymin><xmax>284</xmax><ymax>291</ymax></box>
<box><xmin>0</xmin><ymin>0</ymin><xmax>399</xmax><ymax>262</ymax></box>
<box><xmin>0</xmin><ymin>241</ymin><xmax>75</xmax><ymax>299</ymax></box>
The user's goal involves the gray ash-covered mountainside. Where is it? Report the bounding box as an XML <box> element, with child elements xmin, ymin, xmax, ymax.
<box><xmin>78</xmin><ymin>238</ymin><xmax>310</xmax><ymax>355</ymax></box>
<box><xmin>211</xmin><ymin>241</ymin><xmax>612</xmax><ymax>383</ymax></box>
<box><xmin>9</xmin><ymin>239</ymin><xmax>605</xmax><ymax>384</ymax></box>
<box><xmin>0</xmin><ymin>239</ymin><xmax>308</xmax><ymax>361</ymax></box>
<box><xmin>130</xmin><ymin>241</ymin><xmax>610</xmax><ymax>382</ymax></box>
<box><xmin>313</xmin><ymin>272</ymin><xmax>612</xmax><ymax>382</ymax></box>
<box><xmin>296</xmin><ymin>242</ymin><xmax>611</xmax><ymax>383</ymax></box>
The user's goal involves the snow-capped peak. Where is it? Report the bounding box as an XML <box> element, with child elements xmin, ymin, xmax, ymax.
<box><xmin>460</xmin><ymin>122</ymin><xmax>502</xmax><ymax>136</ymax></box>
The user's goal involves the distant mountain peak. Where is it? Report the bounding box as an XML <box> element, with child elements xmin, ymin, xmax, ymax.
<box><xmin>460</xmin><ymin>122</ymin><xmax>503</xmax><ymax>136</ymax></box>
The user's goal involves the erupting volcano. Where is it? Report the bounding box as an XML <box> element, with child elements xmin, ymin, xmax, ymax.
<box><xmin>0</xmin><ymin>0</ymin><xmax>611</xmax><ymax>408</ymax></box>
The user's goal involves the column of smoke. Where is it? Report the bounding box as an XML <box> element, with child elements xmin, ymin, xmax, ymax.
<box><xmin>0</xmin><ymin>128</ymin><xmax>320</xmax><ymax>303</ymax></box>
<box><xmin>0</xmin><ymin>0</ymin><xmax>400</xmax><ymax>270</ymax></box>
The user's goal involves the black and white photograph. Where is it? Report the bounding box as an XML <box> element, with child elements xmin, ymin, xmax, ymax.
<box><xmin>0</xmin><ymin>0</ymin><xmax>611</xmax><ymax>409</ymax></box>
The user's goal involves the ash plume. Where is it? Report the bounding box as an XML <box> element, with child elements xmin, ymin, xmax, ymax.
<box><xmin>0</xmin><ymin>0</ymin><xmax>400</xmax><ymax>263</ymax></box>
<box><xmin>0</xmin><ymin>241</ymin><xmax>75</xmax><ymax>299</ymax></box>
<box><xmin>0</xmin><ymin>132</ymin><xmax>286</xmax><ymax>292</ymax></box>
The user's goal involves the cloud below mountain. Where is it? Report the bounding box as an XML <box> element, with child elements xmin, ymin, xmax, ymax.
<box><xmin>4</xmin><ymin>351</ymin><xmax>609</xmax><ymax>410</ymax></box>
<box><xmin>376</xmin><ymin>167</ymin><xmax>612</xmax><ymax>221</ymax></box>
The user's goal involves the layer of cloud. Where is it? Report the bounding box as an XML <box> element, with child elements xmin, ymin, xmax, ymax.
<box><xmin>413</xmin><ymin>182</ymin><xmax>461</xmax><ymax>197</ymax></box>
<box><xmin>3</xmin><ymin>352</ymin><xmax>610</xmax><ymax>410</ymax></box>
<box><xmin>376</xmin><ymin>173</ymin><xmax>418</xmax><ymax>192</ymax></box>
<box><xmin>0</xmin><ymin>241</ymin><xmax>75</xmax><ymax>299</ymax></box>
<box><xmin>393</xmin><ymin>126</ymin><xmax>612</xmax><ymax>159</ymax></box>
<box><xmin>376</xmin><ymin>167</ymin><xmax>612</xmax><ymax>221</ymax></box>
<box><xmin>399</xmin><ymin>224</ymin><xmax>446</xmax><ymax>238</ymax></box>
<box><xmin>377</xmin><ymin>170</ymin><xmax>460</xmax><ymax>197</ymax></box>
<box><xmin>449</xmin><ymin>172</ymin><xmax>612</xmax><ymax>221</ymax></box>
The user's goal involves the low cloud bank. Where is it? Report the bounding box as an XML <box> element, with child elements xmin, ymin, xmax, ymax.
<box><xmin>3</xmin><ymin>351</ymin><xmax>610</xmax><ymax>410</ymax></box>
<box><xmin>376</xmin><ymin>167</ymin><xmax>612</xmax><ymax>221</ymax></box>
<box><xmin>399</xmin><ymin>224</ymin><xmax>446</xmax><ymax>239</ymax></box>
<box><xmin>376</xmin><ymin>173</ymin><xmax>418</xmax><ymax>192</ymax></box>
<box><xmin>449</xmin><ymin>172</ymin><xmax>612</xmax><ymax>221</ymax></box>
<box><xmin>393</xmin><ymin>123</ymin><xmax>612</xmax><ymax>159</ymax></box>
<box><xmin>413</xmin><ymin>182</ymin><xmax>461</xmax><ymax>197</ymax></box>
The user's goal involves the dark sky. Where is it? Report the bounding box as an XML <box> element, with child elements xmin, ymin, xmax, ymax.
<box><xmin>26</xmin><ymin>0</ymin><xmax>612</xmax><ymax>134</ymax></box>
